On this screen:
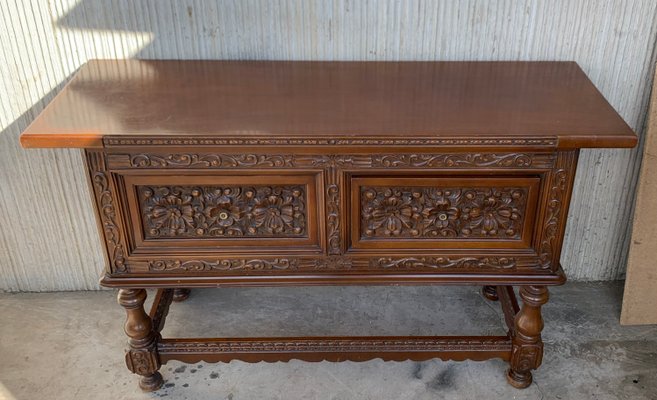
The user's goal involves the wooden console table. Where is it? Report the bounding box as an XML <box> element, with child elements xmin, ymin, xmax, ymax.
<box><xmin>21</xmin><ymin>60</ymin><xmax>636</xmax><ymax>391</ymax></box>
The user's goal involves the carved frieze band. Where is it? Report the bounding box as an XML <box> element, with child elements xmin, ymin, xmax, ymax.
<box><xmin>86</xmin><ymin>151</ymin><xmax>127</xmax><ymax>273</ymax></box>
<box><xmin>148</xmin><ymin>258</ymin><xmax>299</xmax><ymax>272</ymax></box>
<box><xmin>139</xmin><ymin>255</ymin><xmax>527</xmax><ymax>273</ymax></box>
<box><xmin>104</xmin><ymin>136</ymin><xmax>558</xmax><ymax>148</ymax></box>
<box><xmin>129</xmin><ymin>153</ymin><xmax>295</xmax><ymax>168</ymax></box>
<box><xmin>371</xmin><ymin>257</ymin><xmax>517</xmax><ymax>270</ymax></box>
<box><xmin>108</xmin><ymin>152</ymin><xmax>555</xmax><ymax>170</ymax></box>
<box><xmin>157</xmin><ymin>337</ymin><xmax>512</xmax><ymax>354</ymax></box>
<box><xmin>139</xmin><ymin>185</ymin><xmax>307</xmax><ymax>238</ymax></box>
<box><xmin>361</xmin><ymin>186</ymin><xmax>528</xmax><ymax>239</ymax></box>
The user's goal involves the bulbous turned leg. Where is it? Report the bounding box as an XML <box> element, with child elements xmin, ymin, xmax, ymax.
<box><xmin>172</xmin><ymin>288</ymin><xmax>191</xmax><ymax>302</ymax></box>
<box><xmin>482</xmin><ymin>285</ymin><xmax>499</xmax><ymax>301</ymax></box>
<box><xmin>506</xmin><ymin>285</ymin><xmax>548</xmax><ymax>389</ymax></box>
<box><xmin>118</xmin><ymin>289</ymin><xmax>163</xmax><ymax>392</ymax></box>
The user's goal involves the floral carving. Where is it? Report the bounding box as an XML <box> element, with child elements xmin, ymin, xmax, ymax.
<box><xmin>361</xmin><ymin>186</ymin><xmax>527</xmax><ymax>239</ymax></box>
<box><xmin>146</xmin><ymin>192</ymin><xmax>194</xmax><ymax>236</ymax></box>
<box><xmin>253</xmin><ymin>194</ymin><xmax>301</xmax><ymax>234</ymax></box>
<box><xmin>140</xmin><ymin>185</ymin><xmax>306</xmax><ymax>238</ymax></box>
<box><xmin>462</xmin><ymin>189</ymin><xmax>523</xmax><ymax>237</ymax></box>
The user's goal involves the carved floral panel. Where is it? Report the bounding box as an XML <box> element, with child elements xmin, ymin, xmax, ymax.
<box><xmin>361</xmin><ymin>186</ymin><xmax>528</xmax><ymax>239</ymax></box>
<box><xmin>139</xmin><ymin>185</ymin><xmax>307</xmax><ymax>238</ymax></box>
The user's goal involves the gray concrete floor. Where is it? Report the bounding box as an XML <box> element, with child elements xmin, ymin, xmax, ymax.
<box><xmin>0</xmin><ymin>282</ymin><xmax>655</xmax><ymax>400</ymax></box>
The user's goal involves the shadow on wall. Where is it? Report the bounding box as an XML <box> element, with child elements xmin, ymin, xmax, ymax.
<box><xmin>55</xmin><ymin>0</ymin><xmax>296</xmax><ymax>60</ymax></box>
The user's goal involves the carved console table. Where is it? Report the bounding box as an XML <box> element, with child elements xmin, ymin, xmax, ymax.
<box><xmin>21</xmin><ymin>60</ymin><xmax>636</xmax><ymax>391</ymax></box>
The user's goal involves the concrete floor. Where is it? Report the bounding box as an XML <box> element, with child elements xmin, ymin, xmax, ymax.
<box><xmin>0</xmin><ymin>282</ymin><xmax>655</xmax><ymax>400</ymax></box>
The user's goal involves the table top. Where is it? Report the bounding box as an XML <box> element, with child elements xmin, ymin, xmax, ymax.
<box><xmin>20</xmin><ymin>60</ymin><xmax>636</xmax><ymax>149</ymax></box>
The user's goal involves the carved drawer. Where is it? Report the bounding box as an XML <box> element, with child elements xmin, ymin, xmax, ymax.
<box><xmin>349</xmin><ymin>176</ymin><xmax>541</xmax><ymax>251</ymax></box>
<box><xmin>118</xmin><ymin>172</ymin><xmax>323</xmax><ymax>255</ymax></box>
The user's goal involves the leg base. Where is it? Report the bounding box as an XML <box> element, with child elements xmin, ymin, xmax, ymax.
<box><xmin>506</xmin><ymin>368</ymin><xmax>532</xmax><ymax>389</ymax></box>
<box><xmin>482</xmin><ymin>286</ymin><xmax>499</xmax><ymax>301</ymax></box>
<box><xmin>172</xmin><ymin>288</ymin><xmax>191</xmax><ymax>302</ymax></box>
<box><xmin>139</xmin><ymin>372</ymin><xmax>164</xmax><ymax>392</ymax></box>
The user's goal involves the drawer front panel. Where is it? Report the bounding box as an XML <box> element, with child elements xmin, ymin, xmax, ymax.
<box><xmin>350</xmin><ymin>176</ymin><xmax>540</xmax><ymax>250</ymax></box>
<box><xmin>122</xmin><ymin>174</ymin><xmax>322</xmax><ymax>254</ymax></box>
<box><xmin>138</xmin><ymin>184</ymin><xmax>307</xmax><ymax>239</ymax></box>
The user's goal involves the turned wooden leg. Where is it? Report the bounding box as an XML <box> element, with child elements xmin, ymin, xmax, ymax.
<box><xmin>482</xmin><ymin>285</ymin><xmax>499</xmax><ymax>301</ymax></box>
<box><xmin>506</xmin><ymin>285</ymin><xmax>549</xmax><ymax>389</ymax></box>
<box><xmin>117</xmin><ymin>289</ymin><xmax>163</xmax><ymax>392</ymax></box>
<box><xmin>172</xmin><ymin>288</ymin><xmax>191</xmax><ymax>302</ymax></box>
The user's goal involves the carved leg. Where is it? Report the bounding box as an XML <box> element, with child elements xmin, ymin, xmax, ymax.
<box><xmin>506</xmin><ymin>286</ymin><xmax>549</xmax><ymax>389</ymax></box>
<box><xmin>172</xmin><ymin>288</ymin><xmax>191</xmax><ymax>302</ymax></box>
<box><xmin>482</xmin><ymin>285</ymin><xmax>499</xmax><ymax>301</ymax></box>
<box><xmin>117</xmin><ymin>289</ymin><xmax>163</xmax><ymax>391</ymax></box>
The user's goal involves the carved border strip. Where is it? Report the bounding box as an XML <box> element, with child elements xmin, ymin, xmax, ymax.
<box><xmin>310</xmin><ymin>156</ymin><xmax>357</xmax><ymax>255</ymax></box>
<box><xmin>131</xmin><ymin>256</ymin><xmax>543</xmax><ymax>273</ymax></box>
<box><xmin>158</xmin><ymin>337</ymin><xmax>512</xmax><ymax>354</ymax></box>
<box><xmin>104</xmin><ymin>136</ymin><xmax>558</xmax><ymax>148</ymax></box>
<box><xmin>538</xmin><ymin>151</ymin><xmax>578</xmax><ymax>270</ymax></box>
<box><xmin>372</xmin><ymin>257</ymin><xmax>517</xmax><ymax>270</ymax></box>
<box><xmin>86</xmin><ymin>151</ymin><xmax>127</xmax><ymax>273</ymax></box>
<box><xmin>107</xmin><ymin>152</ymin><xmax>556</xmax><ymax>170</ymax></box>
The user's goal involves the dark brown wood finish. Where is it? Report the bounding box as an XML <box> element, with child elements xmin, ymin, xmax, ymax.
<box><xmin>20</xmin><ymin>60</ymin><xmax>636</xmax><ymax>391</ymax></box>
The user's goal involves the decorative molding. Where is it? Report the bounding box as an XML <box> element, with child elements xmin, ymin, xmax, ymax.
<box><xmin>109</xmin><ymin>152</ymin><xmax>554</xmax><ymax>170</ymax></box>
<box><xmin>158</xmin><ymin>336</ymin><xmax>513</xmax><ymax>354</ymax></box>
<box><xmin>135</xmin><ymin>255</ymin><xmax>534</xmax><ymax>274</ymax></box>
<box><xmin>87</xmin><ymin>151</ymin><xmax>127</xmax><ymax>273</ymax></box>
<box><xmin>361</xmin><ymin>186</ymin><xmax>528</xmax><ymax>239</ymax></box>
<box><xmin>104</xmin><ymin>136</ymin><xmax>558</xmax><ymax>148</ymax></box>
<box><xmin>125</xmin><ymin>349</ymin><xmax>160</xmax><ymax>376</ymax></box>
<box><xmin>128</xmin><ymin>153</ymin><xmax>295</xmax><ymax>168</ymax></box>
<box><xmin>148</xmin><ymin>258</ymin><xmax>299</xmax><ymax>272</ymax></box>
<box><xmin>372</xmin><ymin>257</ymin><xmax>517</xmax><ymax>269</ymax></box>
<box><xmin>139</xmin><ymin>185</ymin><xmax>307</xmax><ymax>238</ymax></box>
<box><xmin>150</xmin><ymin>289</ymin><xmax>174</xmax><ymax>334</ymax></box>
<box><xmin>312</xmin><ymin>155</ymin><xmax>353</xmax><ymax>255</ymax></box>
<box><xmin>538</xmin><ymin>151</ymin><xmax>576</xmax><ymax>269</ymax></box>
<box><xmin>371</xmin><ymin>153</ymin><xmax>549</xmax><ymax>168</ymax></box>
<box><xmin>311</xmin><ymin>256</ymin><xmax>353</xmax><ymax>270</ymax></box>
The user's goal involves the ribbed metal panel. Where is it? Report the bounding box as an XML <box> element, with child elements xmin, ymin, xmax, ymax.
<box><xmin>2</xmin><ymin>1</ymin><xmax>656</xmax><ymax>290</ymax></box>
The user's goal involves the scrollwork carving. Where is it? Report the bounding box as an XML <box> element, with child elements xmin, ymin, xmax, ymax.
<box><xmin>537</xmin><ymin>151</ymin><xmax>577</xmax><ymax>270</ymax></box>
<box><xmin>371</xmin><ymin>257</ymin><xmax>517</xmax><ymax>270</ymax></box>
<box><xmin>148</xmin><ymin>258</ymin><xmax>299</xmax><ymax>272</ymax></box>
<box><xmin>372</xmin><ymin>153</ymin><xmax>536</xmax><ymax>168</ymax></box>
<box><xmin>312</xmin><ymin>155</ymin><xmax>353</xmax><ymax>255</ymax></box>
<box><xmin>87</xmin><ymin>151</ymin><xmax>127</xmax><ymax>273</ymax></box>
<box><xmin>129</xmin><ymin>153</ymin><xmax>295</xmax><ymax>168</ymax></box>
<box><xmin>311</xmin><ymin>256</ymin><xmax>353</xmax><ymax>270</ymax></box>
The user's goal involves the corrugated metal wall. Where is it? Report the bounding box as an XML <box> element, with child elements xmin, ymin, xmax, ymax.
<box><xmin>2</xmin><ymin>0</ymin><xmax>656</xmax><ymax>291</ymax></box>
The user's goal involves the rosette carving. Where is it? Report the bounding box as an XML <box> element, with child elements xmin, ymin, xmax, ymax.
<box><xmin>361</xmin><ymin>186</ymin><xmax>527</xmax><ymax>239</ymax></box>
<box><xmin>140</xmin><ymin>185</ymin><xmax>306</xmax><ymax>238</ymax></box>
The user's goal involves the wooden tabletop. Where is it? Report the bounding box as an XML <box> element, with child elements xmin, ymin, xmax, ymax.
<box><xmin>21</xmin><ymin>60</ymin><xmax>636</xmax><ymax>149</ymax></box>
